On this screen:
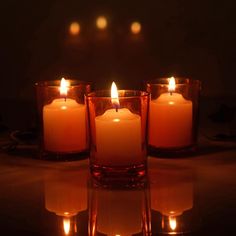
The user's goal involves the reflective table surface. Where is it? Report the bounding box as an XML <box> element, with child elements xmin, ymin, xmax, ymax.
<box><xmin>0</xmin><ymin>133</ymin><xmax>235</xmax><ymax>236</ymax></box>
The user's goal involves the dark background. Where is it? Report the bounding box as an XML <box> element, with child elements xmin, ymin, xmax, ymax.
<box><xmin>1</xmin><ymin>0</ymin><xmax>236</xmax><ymax>128</ymax></box>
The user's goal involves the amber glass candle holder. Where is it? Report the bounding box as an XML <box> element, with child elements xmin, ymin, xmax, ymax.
<box><xmin>146</xmin><ymin>77</ymin><xmax>201</xmax><ymax>155</ymax></box>
<box><xmin>35</xmin><ymin>79</ymin><xmax>91</xmax><ymax>160</ymax></box>
<box><xmin>86</xmin><ymin>88</ymin><xmax>149</xmax><ymax>185</ymax></box>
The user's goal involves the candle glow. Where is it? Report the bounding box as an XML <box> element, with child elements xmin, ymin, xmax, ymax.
<box><xmin>69</xmin><ymin>22</ymin><xmax>80</xmax><ymax>35</ymax></box>
<box><xmin>96</xmin><ymin>16</ymin><xmax>107</xmax><ymax>30</ymax></box>
<box><xmin>131</xmin><ymin>21</ymin><xmax>141</xmax><ymax>34</ymax></box>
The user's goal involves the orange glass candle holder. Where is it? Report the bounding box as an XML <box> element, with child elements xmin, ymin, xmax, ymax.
<box><xmin>86</xmin><ymin>84</ymin><xmax>149</xmax><ymax>185</ymax></box>
<box><xmin>35</xmin><ymin>78</ymin><xmax>92</xmax><ymax>160</ymax></box>
<box><xmin>146</xmin><ymin>77</ymin><xmax>201</xmax><ymax>155</ymax></box>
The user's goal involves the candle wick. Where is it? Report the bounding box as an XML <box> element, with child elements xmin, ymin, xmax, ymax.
<box><xmin>64</xmin><ymin>97</ymin><xmax>67</xmax><ymax>102</ymax></box>
<box><xmin>170</xmin><ymin>91</ymin><xmax>173</xmax><ymax>96</ymax></box>
<box><xmin>115</xmin><ymin>107</ymin><xmax>118</xmax><ymax>112</ymax></box>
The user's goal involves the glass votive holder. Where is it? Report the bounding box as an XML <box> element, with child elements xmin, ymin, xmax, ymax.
<box><xmin>146</xmin><ymin>77</ymin><xmax>201</xmax><ymax>155</ymax></box>
<box><xmin>35</xmin><ymin>78</ymin><xmax>92</xmax><ymax>160</ymax></box>
<box><xmin>86</xmin><ymin>89</ymin><xmax>149</xmax><ymax>185</ymax></box>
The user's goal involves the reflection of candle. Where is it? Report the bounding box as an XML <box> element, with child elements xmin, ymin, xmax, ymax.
<box><xmin>96</xmin><ymin>188</ymin><xmax>143</xmax><ymax>235</ymax></box>
<box><xmin>150</xmin><ymin>168</ymin><xmax>193</xmax><ymax>216</ymax></box>
<box><xmin>44</xmin><ymin>169</ymin><xmax>88</xmax><ymax>235</ymax></box>
<box><xmin>95</xmin><ymin>82</ymin><xmax>142</xmax><ymax>166</ymax></box>
<box><xmin>44</xmin><ymin>169</ymin><xmax>88</xmax><ymax>216</ymax></box>
<box><xmin>43</xmin><ymin>78</ymin><xmax>86</xmax><ymax>152</ymax></box>
<box><xmin>149</xmin><ymin>77</ymin><xmax>193</xmax><ymax>148</ymax></box>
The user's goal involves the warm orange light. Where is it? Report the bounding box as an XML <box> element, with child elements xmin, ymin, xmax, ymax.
<box><xmin>59</xmin><ymin>78</ymin><xmax>70</xmax><ymax>96</ymax></box>
<box><xmin>168</xmin><ymin>77</ymin><xmax>176</xmax><ymax>93</ymax></box>
<box><xmin>63</xmin><ymin>218</ymin><xmax>71</xmax><ymax>235</ymax></box>
<box><xmin>96</xmin><ymin>16</ymin><xmax>107</xmax><ymax>30</ymax></box>
<box><xmin>131</xmin><ymin>21</ymin><xmax>141</xmax><ymax>34</ymax></box>
<box><xmin>111</xmin><ymin>82</ymin><xmax>120</xmax><ymax>109</ymax></box>
<box><xmin>69</xmin><ymin>22</ymin><xmax>80</xmax><ymax>35</ymax></box>
<box><xmin>169</xmin><ymin>216</ymin><xmax>177</xmax><ymax>231</ymax></box>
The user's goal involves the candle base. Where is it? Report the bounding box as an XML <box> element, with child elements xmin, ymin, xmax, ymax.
<box><xmin>90</xmin><ymin>163</ymin><xmax>147</xmax><ymax>187</ymax></box>
<box><xmin>39</xmin><ymin>150</ymin><xmax>89</xmax><ymax>161</ymax></box>
<box><xmin>148</xmin><ymin>144</ymin><xmax>197</xmax><ymax>158</ymax></box>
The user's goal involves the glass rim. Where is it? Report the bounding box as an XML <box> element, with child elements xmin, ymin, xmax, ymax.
<box><xmin>86</xmin><ymin>90</ymin><xmax>149</xmax><ymax>99</ymax></box>
<box><xmin>35</xmin><ymin>79</ymin><xmax>92</xmax><ymax>88</ymax></box>
<box><xmin>146</xmin><ymin>77</ymin><xmax>201</xmax><ymax>85</ymax></box>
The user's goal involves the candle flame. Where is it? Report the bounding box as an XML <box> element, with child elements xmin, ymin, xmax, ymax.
<box><xmin>111</xmin><ymin>82</ymin><xmax>120</xmax><ymax>110</ymax></box>
<box><xmin>168</xmin><ymin>77</ymin><xmax>176</xmax><ymax>93</ymax></box>
<box><xmin>59</xmin><ymin>78</ymin><xmax>70</xmax><ymax>96</ymax></box>
<box><xmin>63</xmin><ymin>218</ymin><xmax>71</xmax><ymax>235</ymax></box>
<box><xmin>169</xmin><ymin>216</ymin><xmax>177</xmax><ymax>231</ymax></box>
<box><xmin>96</xmin><ymin>16</ymin><xmax>107</xmax><ymax>30</ymax></box>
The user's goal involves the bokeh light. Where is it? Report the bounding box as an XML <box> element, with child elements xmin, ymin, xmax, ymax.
<box><xmin>130</xmin><ymin>21</ymin><xmax>141</xmax><ymax>34</ymax></box>
<box><xmin>69</xmin><ymin>22</ymin><xmax>80</xmax><ymax>35</ymax></box>
<box><xmin>96</xmin><ymin>16</ymin><xmax>107</xmax><ymax>30</ymax></box>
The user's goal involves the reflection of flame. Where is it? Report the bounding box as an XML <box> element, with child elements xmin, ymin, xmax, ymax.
<box><xmin>69</xmin><ymin>22</ymin><xmax>80</xmax><ymax>35</ymax></box>
<box><xmin>131</xmin><ymin>21</ymin><xmax>141</xmax><ymax>34</ymax></box>
<box><xmin>59</xmin><ymin>78</ymin><xmax>70</xmax><ymax>96</ymax></box>
<box><xmin>169</xmin><ymin>216</ymin><xmax>177</xmax><ymax>231</ymax></box>
<box><xmin>96</xmin><ymin>16</ymin><xmax>107</xmax><ymax>30</ymax></box>
<box><xmin>111</xmin><ymin>82</ymin><xmax>120</xmax><ymax>109</ymax></box>
<box><xmin>63</xmin><ymin>218</ymin><xmax>70</xmax><ymax>235</ymax></box>
<box><xmin>168</xmin><ymin>77</ymin><xmax>176</xmax><ymax>93</ymax></box>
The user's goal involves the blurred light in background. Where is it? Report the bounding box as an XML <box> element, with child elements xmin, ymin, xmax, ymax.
<box><xmin>96</xmin><ymin>16</ymin><xmax>107</xmax><ymax>30</ymax></box>
<box><xmin>130</xmin><ymin>21</ymin><xmax>141</xmax><ymax>34</ymax></box>
<box><xmin>69</xmin><ymin>22</ymin><xmax>80</xmax><ymax>35</ymax></box>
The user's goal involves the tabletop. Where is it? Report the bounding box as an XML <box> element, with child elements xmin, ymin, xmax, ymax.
<box><xmin>0</xmin><ymin>131</ymin><xmax>236</xmax><ymax>236</ymax></box>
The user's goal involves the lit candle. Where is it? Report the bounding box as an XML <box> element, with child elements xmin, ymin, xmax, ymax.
<box><xmin>95</xmin><ymin>82</ymin><xmax>142</xmax><ymax>166</ymax></box>
<box><xmin>43</xmin><ymin>78</ymin><xmax>86</xmax><ymax>153</ymax></box>
<box><xmin>149</xmin><ymin>77</ymin><xmax>193</xmax><ymax>148</ymax></box>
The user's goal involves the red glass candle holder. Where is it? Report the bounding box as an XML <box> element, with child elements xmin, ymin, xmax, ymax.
<box><xmin>35</xmin><ymin>79</ymin><xmax>92</xmax><ymax>160</ymax></box>
<box><xmin>86</xmin><ymin>90</ymin><xmax>149</xmax><ymax>185</ymax></box>
<box><xmin>146</xmin><ymin>78</ymin><xmax>201</xmax><ymax>156</ymax></box>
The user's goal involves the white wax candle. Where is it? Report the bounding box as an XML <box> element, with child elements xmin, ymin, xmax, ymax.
<box><xmin>95</xmin><ymin>108</ymin><xmax>142</xmax><ymax>166</ymax></box>
<box><xmin>43</xmin><ymin>98</ymin><xmax>86</xmax><ymax>152</ymax></box>
<box><xmin>149</xmin><ymin>92</ymin><xmax>192</xmax><ymax>148</ymax></box>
